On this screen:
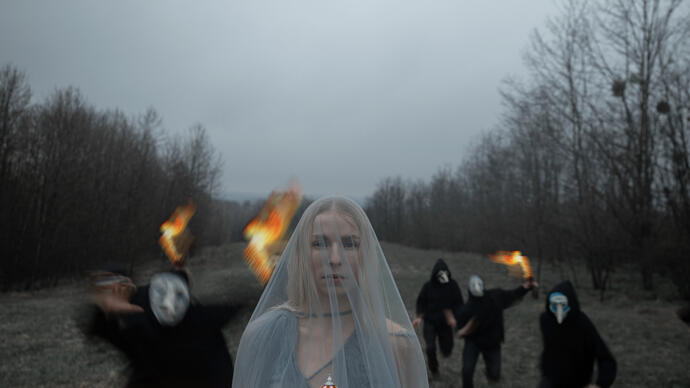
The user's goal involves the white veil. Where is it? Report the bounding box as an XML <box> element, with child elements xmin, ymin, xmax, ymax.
<box><xmin>232</xmin><ymin>196</ymin><xmax>428</xmax><ymax>388</ymax></box>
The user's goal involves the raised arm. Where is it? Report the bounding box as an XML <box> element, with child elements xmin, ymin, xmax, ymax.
<box><xmin>498</xmin><ymin>278</ymin><xmax>536</xmax><ymax>309</ymax></box>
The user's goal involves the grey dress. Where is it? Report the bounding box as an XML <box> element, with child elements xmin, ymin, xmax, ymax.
<box><xmin>235</xmin><ymin>309</ymin><xmax>408</xmax><ymax>388</ymax></box>
<box><xmin>243</xmin><ymin>309</ymin><xmax>380</xmax><ymax>387</ymax></box>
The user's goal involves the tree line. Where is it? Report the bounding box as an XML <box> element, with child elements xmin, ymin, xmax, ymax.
<box><xmin>365</xmin><ymin>0</ymin><xmax>690</xmax><ymax>300</ymax></box>
<box><xmin>0</xmin><ymin>65</ymin><xmax>267</xmax><ymax>290</ymax></box>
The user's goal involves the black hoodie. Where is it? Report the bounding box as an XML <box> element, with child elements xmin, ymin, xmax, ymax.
<box><xmin>83</xmin><ymin>280</ymin><xmax>240</xmax><ymax>388</ymax></box>
<box><xmin>456</xmin><ymin>282</ymin><xmax>529</xmax><ymax>349</ymax></box>
<box><xmin>539</xmin><ymin>281</ymin><xmax>617</xmax><ymax>388</ymax></box>
<box><xmin>415</xmin><ymin>259</ymin><xmax>464</xmax><ymax>323</ymax></box>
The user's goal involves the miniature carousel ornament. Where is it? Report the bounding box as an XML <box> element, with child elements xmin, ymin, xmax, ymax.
<box><xmin>321</xmin><ymin>375</ymin><xmax>337</xmax><ymax>388</ymax></box>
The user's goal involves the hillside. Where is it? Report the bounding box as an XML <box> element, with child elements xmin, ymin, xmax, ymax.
<box><xmin>1</xmin><ymin>242</ymin><xmax>688</xmax><ymax>387</ymax></box>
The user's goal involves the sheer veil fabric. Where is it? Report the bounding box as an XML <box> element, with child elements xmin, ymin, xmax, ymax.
<box><xmin>232</xmin><ymin>196</ymin><xmax>429</xmax><ymax>388</ymax></box>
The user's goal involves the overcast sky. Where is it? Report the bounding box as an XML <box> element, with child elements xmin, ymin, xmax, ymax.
<box><xmin>1</xmin><ymin>0</ymin><xmax>559</xmax><ymax>199</ymax></box>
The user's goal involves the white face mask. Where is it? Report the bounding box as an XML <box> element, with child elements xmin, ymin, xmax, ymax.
<box><xmin>468</xmin><ymin>275</ymin><xmax>484</xmax><ymax>297</ymax></box>
<box><xmin>548</xmin><ymin>292</ymin><xmax>570</xmax><ymax>324</ymax></box>
<box><xmin>437</xmin><ymin>270</ymin><xmax>449</xmax><ymax>284</ymax></box>
<box><xmin>149</xmin><ymin>273</ymin><xmax>190</xmax><ymax>326</ymax></box>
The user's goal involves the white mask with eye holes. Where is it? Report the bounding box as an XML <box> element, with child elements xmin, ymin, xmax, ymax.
<box><xmin>548</xmin><ymin>292</ymin><xmax>570</xmax><ymax>324</ymax></box>
<box><xmin>468</xmin><ymin>275</ymin><xmax>484</xmax><ymax>297</ymax></box>
<box><xmin>149</xmin><ymin>273</ymin><xmax>190</xmax><ymax>326</ymax></box>
<box><xmin>437</xmin><ymin>270</ymin><xmax>449</xmax><ymax>284</ymax></box>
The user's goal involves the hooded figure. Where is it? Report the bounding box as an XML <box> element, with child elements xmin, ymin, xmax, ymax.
<box><xmin>455</xmin><ymin>275</ymin><xmax>534</xmax><ymax>388</ymax></box>
<box><xmin>81</xmin><ymin>269</ymin><xmax>240</xmax><ymax>388</ymax></box>
<box><xmin>538</xmin><ymin>281</ymin><xmax>616</xmax><ymax>388</ymax></box>
<box><xmin>413</xmin><ymin>258</ymin><xmax>464</xmax><ymax>377</ymax></box>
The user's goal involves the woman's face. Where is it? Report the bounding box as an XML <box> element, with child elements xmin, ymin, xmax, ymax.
<box><xmin>310</xmin><ymin>210</ymin><xmax>361</xmax><ymax>298</ymax></box>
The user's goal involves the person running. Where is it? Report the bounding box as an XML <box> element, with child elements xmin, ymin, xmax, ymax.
<box><xmin>412</xmin><ymin>258</ymin><xmax>464</xmax><ymax>378</ymax></box>
<box><xmin>538</xmin><ymin>280</ymin><xmax>616</xmax><ymax>388</ymax></box>
<box><xmin>456</xmin><ymin>274</ymin><xmax>535</xmax><ymax>388</ymax></box>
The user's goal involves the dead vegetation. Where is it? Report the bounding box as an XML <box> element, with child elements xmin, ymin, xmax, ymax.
<box><xmin>1</xmin><ymin>242</ymin><xmax>688</xmax><ymax>387</ymax></box>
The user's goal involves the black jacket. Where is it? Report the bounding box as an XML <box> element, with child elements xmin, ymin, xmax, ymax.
<box><xmin>456</xmin><ymin>284</ymin><xmax>528</xmax><ymax>349</ymax></box>
<box><xmin>539</xmin><ymin>281</ymin><xmax>617</xmax><ymax>388</ymax></box>
<box><xmin>415</xmin><ymin>259</ymin><xmax>464</xmax><ymax>323</ymax></box>
<box><xmin>83</xmin><ymin>284</ymin><xmax>240</xmax><ymax>388</ymax></box>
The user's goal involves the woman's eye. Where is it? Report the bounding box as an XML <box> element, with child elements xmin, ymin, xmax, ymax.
<box><xmin>342</xmin><ymin>238</ymin><xmax>360</xmax><ymax>248</ymax></box>
<box><xmin>312</xmin><ymin>240</ymin><xmax>326</xmax><ymax>248</ymax></box>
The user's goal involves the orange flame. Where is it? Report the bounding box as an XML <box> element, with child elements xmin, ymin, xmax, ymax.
<box><xmin>243</xmin><ymin>183</ymin><xmax>302</xmax><ymax>284</ymax></box>
<box><xmin>159</xmin><ymin>200</ymin><xmax>196</xmax><ymax>265</ymax></box>
<box><xmin>489</xmin><ymin>250</ymin><xmax>533</xmax><ymax>279</ymax></box>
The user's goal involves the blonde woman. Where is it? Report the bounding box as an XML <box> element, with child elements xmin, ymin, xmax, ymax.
<box><xmin>232</xmin><ymin>196</ymin><xmax>429</xmax><ymax>388</ymax></box>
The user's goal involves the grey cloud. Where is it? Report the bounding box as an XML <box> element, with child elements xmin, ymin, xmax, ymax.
<box><xmin>1</xmin><ymin>0</ymin><xmax>558</xmax><ymax>198</ymax></box>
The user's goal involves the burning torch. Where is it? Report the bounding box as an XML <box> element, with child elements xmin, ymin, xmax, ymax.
<box><xmin>243</xmin><ymin>182</ymin><xmax>302</xmax><ymax>285</ymax></box>
<box><xmin>489</xmin><ymin>250</ymin><xmax>537</xmax><ymax>294</ymax></box>
<box><xmin>159</xmin><ymin>200</ymin><xmax>196</xmax><ymax>266</ymax></box>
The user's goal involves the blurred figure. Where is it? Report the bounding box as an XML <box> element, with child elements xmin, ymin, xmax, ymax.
<box><xmin>538</xmin><ymin>281</ymin><xmax>616</xmax><ymax>388</ymax></box>
<box><xmin>456</xmin><ymin>274</ymin><xmax>536</xmax><ymax>388</ymax></box>
<box><xmin>80</xmin><ymin>267</ymin><xmax>240</xmax><ymax>388</ymax></box>
<box><xmin>412</xmin><ymin>258</ymin><xmax>464</xmax><ymax>378</ymax></box>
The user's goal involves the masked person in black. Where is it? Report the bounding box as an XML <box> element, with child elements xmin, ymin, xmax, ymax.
<box><xmin>412</xmin><ymin>258</ymin><xmax>464</xmax><ymax>378</ymax></box>
<box><xmin>456</xmin><ymin>274</ymin><xmax>535</xmax><ymax>388</ymax></box>
<box><xmin>81</xmin><ymin>268</ymin><xmax>240</xmax><ymax>388</ymax></box>
<box><xmin>538</xmin><ymin>281</ymin><xmax>616</xmax><ymax>388</ymax></box>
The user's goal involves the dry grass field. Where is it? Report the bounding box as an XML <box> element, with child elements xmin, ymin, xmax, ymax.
<box><xmin>1</xmin><ymin>242</ymin><xmax>688</xmax><ymax>387</ymax></box>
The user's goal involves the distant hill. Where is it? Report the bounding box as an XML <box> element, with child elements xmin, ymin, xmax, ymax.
<box><xmin>218</xmin><ymin>191</ymin><xmax>367</xmax><ymax>206</ymax></box>
<box><xmin>217</xmin><ymin>191</ymin><xmax>268</xmax><ymax>203</ymax></box>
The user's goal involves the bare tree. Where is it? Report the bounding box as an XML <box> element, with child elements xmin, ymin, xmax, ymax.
<box><xmin>587</xmin><ymin>0</ymin><xmax>689</xmax><ymax>289</ymax></box>
<box><xmin>0</xmin><ymin>65</ymin><xmax>230</xmax><ymax>291</ymax></box>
